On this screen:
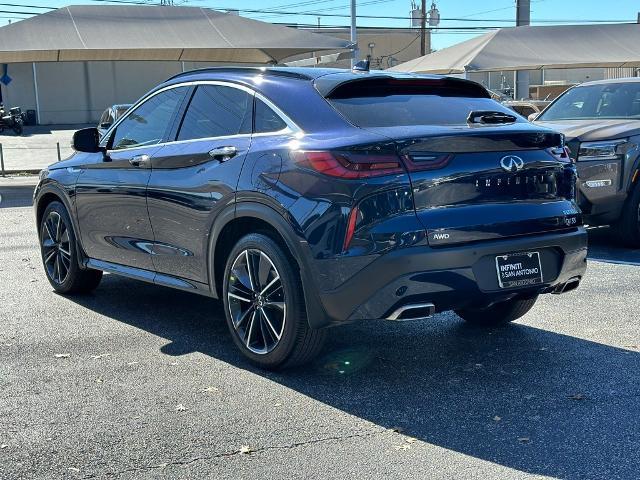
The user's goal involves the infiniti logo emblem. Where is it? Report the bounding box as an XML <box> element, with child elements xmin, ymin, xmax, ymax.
<box><xmin>500</xmin><ymin>155</ymin><xmax>525</xmax><ymax>172</ymax></box>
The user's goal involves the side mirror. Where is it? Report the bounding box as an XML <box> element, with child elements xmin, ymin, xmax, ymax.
<box><xmin>99</xmin><ymin>122</ymin><xmax>112</xmax><ymax>129</ymax></box>
<box><xmin>72</xmin><ymin>127</ymin><xmax>102</xmax><ymax>153</ymax></box>
<box><xmin>527</xmin><ymin>112</ymin><xmax>539</xmax><ymax>122</ymax></box>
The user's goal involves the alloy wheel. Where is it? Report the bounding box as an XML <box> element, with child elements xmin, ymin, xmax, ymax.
<box><xmin>42</xmin><ymin>211</ymin><xmax>71</xmax><ymax>285</ymax></box>
<box><xmin>227</xmin><ymin>249</ymin><xmax>286</xmax><ymax>354</ymax></box>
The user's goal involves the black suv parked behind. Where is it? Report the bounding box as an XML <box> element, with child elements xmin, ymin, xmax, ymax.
<box><xmin>34</xmin><ymin>68</ymin><xmax>587</xmax><ymax>369</ymax></box>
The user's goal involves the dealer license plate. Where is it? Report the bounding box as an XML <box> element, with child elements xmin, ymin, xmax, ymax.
<box><xmin>495</xmin><ymin>252</ymin><xmax>543</xmax><ymax>288</ymax></box>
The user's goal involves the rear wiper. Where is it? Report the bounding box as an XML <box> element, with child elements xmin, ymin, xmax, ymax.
<box><xmin>467</xmin><ymin>110</ymin><xmax>517</xmax><ymax>125</ymax></box>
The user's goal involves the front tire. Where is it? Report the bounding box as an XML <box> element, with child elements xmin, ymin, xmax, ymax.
<box><xmin>39</xmin><ymin>201</ymin><xmax>102</xmax><ymax>294</ymax></box>
<box><xmin>222</xmin><ymin>233</ymin><xmax>325</xmax><ymax>369</ymax></box>
<box><xmin>13</xmin><ymin>121</ymin><xmax>23</xmax><ymax>135</ymax></box>
<box><xmin>455</xmin><ymin>296</ymin><xmax>538</xmax><ymax>327</ymax></box>
<box><xmin>613</xmin><ymin>183</ymin><xmax>640</xmax><ymax>248</ymax></box>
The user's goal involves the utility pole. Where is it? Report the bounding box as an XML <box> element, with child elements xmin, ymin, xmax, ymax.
<box><xmin>350</xmin><ymin>0</ymin><xmax>358</xmax><ymax>67</ymax></box>
<box><xmin>420</xmin><ymin>0</ymin><xmax>427</xmax><ymax>56</ymax></box>
<box><xmin>514</xmin><ymin>0</ymin><xmax>530</xmax><ymax>99</ymax></box>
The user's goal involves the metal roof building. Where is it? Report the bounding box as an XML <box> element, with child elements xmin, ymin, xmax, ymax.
<box><xmin>0</xmin><ymin>5</ymin><xmax>352</xmax><ymax>124</ymax></box>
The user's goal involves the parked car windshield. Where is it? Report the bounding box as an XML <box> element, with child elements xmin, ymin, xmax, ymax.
<box><xmin>328</xmin><ymin>95</ymin><xmax>513</xmax><ymax>127</ymax></box>
<box><xmin>538</xmin><ymin>82</ymin><xmax>640</xmax><ymax>121</ymax></box>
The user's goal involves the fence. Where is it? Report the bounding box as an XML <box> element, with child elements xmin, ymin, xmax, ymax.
<box><xmin>0</xmin><ymin>141</ymin><xmax>73</xmax><ymax>176</ymax></box>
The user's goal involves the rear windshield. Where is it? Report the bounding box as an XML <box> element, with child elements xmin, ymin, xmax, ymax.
<box><xmin>539</xmin><ymin>82</ymin><xmax>640</xmax><ymax>121</ymax></box>
<box><xmin>329</xmin><ymin>95</ymin><xmax>516</xmax><ymax>127</ymax></box>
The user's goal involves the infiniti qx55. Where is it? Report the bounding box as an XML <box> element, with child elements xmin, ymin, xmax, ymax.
<box><xmin>34</xmin><ymin>68</ymin><xmax>587</xmax><ymax>368</ymax></box>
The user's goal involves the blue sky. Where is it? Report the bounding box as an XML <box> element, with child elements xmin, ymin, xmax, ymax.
<box><xmin>3</xmin><ymin>0</ymin><xmax>640</xmax><ymax>50</ymax></box>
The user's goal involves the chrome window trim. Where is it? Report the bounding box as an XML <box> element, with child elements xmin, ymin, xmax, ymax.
<box><xmin>101</xmin><ymin>79</ymin><xmax>302</xmax><ymax>154</ymax></box>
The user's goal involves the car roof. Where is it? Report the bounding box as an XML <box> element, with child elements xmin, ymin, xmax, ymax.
<box><xmin>167</xmin><ymin>66</ymin><xmax>443</xmax><ymax>83</ymax></box>
<box><xmin>574</xmin><ymin>77</ymin><xmax>640</xmax><ymax>88</ymax></box>
<box><xmin>164</xmin><ymin>66</ymin><xmax>489</xmax><ymax>98</ymax></box>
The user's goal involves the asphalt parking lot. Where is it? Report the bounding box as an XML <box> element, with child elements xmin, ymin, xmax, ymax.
<box><xmin>1</xmin><ymin>183</ymin><xmax>639</xmax><ymax>479</ymax></box>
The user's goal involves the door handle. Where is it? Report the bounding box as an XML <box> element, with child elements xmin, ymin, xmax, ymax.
<box><xmin>209</xmin><ymin>146</ymin><xmax>238</xmax><ymax>161</ymax></box>
<box><xmin>129</xmin><ymin>154</ymin><xmax>150</xmax><ymax>167</ymax></box>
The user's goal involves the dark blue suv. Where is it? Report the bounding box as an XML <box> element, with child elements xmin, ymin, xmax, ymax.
<box><xmin>34</xmin><ymin>67</ymin><xmax>587</xmax><ymax>369</ymax></box>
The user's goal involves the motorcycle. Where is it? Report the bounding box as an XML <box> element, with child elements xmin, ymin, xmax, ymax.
<box><xmin>0</xmin><ymin>104</ymin><xmax>25</xmax><ymax>135</ymax></box>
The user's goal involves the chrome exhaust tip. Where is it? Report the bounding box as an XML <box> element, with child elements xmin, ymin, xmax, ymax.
<box><xmin>552</xmin><ymin>277</ymin><xmax>581</xmax><ymax>294</ymax></box>
<box><xmin>386</xmin><ymin>302</ymin><xmax>435</xmax><ymax>321</ymax></box>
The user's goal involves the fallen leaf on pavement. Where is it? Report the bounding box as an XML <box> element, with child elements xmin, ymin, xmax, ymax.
<box><xmin>393</xmin><ymin>444</ymin><xmax>411</xmax><ymax>451</ymax></box>
<box><xmin>517</xmin><ymin>437</ymin><xmax>530</xmax><ymax>443</ymax></box>
<box><xmin>238</xmin><ymin>445</ymin><xmax>253</xmax><ymax>454</ymax></box>
<box><xmin>568</xmin><ymin>393</ymin><xmax>586</xmax><ymax>400</ymax></box>
<box><xmin>54</xmin><ymin>354</ymin><xmax>70</xmax><ymax>359</ymax></box>
<box><xmin>90</xmin><ymin>353</ymin><xmax>110</xmax><ymax>360</ymax></box>
<box><xmin>493</xmin><ymin>416</ymin><xmax>502</xmax><ymax>422</ymax></box>
<box><xmin>1</xmin><ymin>444</ymin><xmax>8</xmax><ymax>449</ymax></box>
<box><xmin>389</xmin><ymin>426</ymin><xmax>404</xmax><ymax>433</ymax></box>
<box><xmin>201</xmin><ymin>387</ymin><xmax>219</xmax><ymax>393</ymax></box>
<box><xmin>175</xmin><ymin>404</ymin><xmax>187</xmax><ymax>412</ymax></box>
<box><xmin>68</xmin><ymin>467</ymin><xmax>80</xmax><ymax>472</ymax></box>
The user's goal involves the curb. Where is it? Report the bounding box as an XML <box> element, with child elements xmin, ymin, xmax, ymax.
<box><xmin>1</xmin><ymin>169</ymin><xmax>41</xmax><ymax>175</ymax></box>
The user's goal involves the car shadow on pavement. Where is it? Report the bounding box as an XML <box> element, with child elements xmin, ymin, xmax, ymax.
<box><xmin>68</xmin><ymin>273</ymin><xmax>640</xmax><ymax>480</ymax></box>
<box><xmin>587</xmin><ymin>227</ymin><xmax>640</xmax><ymax>265</ymax></box>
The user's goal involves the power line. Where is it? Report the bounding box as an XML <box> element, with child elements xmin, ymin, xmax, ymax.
<box><xmin>0</xmin><ymin>2</ymin><xmax>52</xmax><ymax>9</ymax></box>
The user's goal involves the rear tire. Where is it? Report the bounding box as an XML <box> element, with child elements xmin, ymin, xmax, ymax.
<box><xmin>613</xmin><ymin>183</ymin><xmax>640</xmax><ymax>248</ymax></box>
<box><xmin>13</xmin><ymin>121</ymin><xmax>23</xmax><ymax>135</ymax></box>
<box><xmin>39</xmin><ymin>201</ymin><xmax>102</xmax><ymax>294</ymax></box>
<box><xmin>222</xmin><ymin>233</ymin><xmax>325</xmax><ymax>370</ymax></box>
<box><xmin>455</xmin><ymin>296</ymin><xmax>538</xmax><ymax>327</ymax></box>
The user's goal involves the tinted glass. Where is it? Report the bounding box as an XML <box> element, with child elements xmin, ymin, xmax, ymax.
<box><xmin>329</xmin><ymin>95</ymin><xmax>513</xmax><ymax>127</ymax></box>
<box><xmin>177</xmin><ymin>85</ymin><xmax>252</xmax><ymax>141</ymax></box>
<box><xmin>539</xmin><ymin>82</ymin><xmax>640</xmax><ymax>120</ymax></box>
<box><xmin>254</xmin><ymin>98</ymin><xmax>287</xmax><ymax>133</ymax></box>
<box><xmin>111</xmin><ymin>87</ymin><xmax>187</xmax><ymax>150</ymax></box>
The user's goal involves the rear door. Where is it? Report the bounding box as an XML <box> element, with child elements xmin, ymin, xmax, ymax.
<box><xmin>146</xmin><ymin>82</ymin><xmax>253</xmax><ymax>283</ymax></box>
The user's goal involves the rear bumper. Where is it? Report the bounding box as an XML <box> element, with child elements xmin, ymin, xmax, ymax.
<box><xmin>317</xmin><ymin>228</ymin><xmax>588</xmax><ymax>323</ymax></box>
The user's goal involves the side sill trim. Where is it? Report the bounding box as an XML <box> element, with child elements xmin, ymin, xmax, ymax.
<box><xmin>85</xmin><ymin>259</ymin><xmax>214</xmax><ymax>297</ymax></box>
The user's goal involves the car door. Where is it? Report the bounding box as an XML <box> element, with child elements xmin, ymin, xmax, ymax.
<box><xmin>146</xmin><ymin>83</ymin><xmax>253</xmax><ymax>284</ymax></box>
<box><xmin>75</xmin><ymin>85</ymin><xmax>190</xmax><ymax>271</ymax></box>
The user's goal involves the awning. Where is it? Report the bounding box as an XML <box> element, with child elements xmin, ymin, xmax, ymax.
<box><xmin>0</xmin><ymin>5</ymin><xmax>353</xmax><ymax>64</ymax></box>
<box><xmin>389</xmin><ymin>23</ymin><xmax>640</xmax><ymax>74</ymax></box>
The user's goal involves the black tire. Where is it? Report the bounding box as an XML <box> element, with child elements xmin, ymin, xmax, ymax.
<box><xmin>39</xmin><ymin>201</ymin><xmax>102</xmax><ymax>294</ymax></box>
<box><xmin>613</xmin><ymin>183</ymin><xmax>640</xmax><ymax>248</ymax></box>
<box><xmin>455</xmin><ymin>295</ymin><xmax>538</xmax><ymax>327</ymax></box>
<box><xmin>13</xmin><ymin>121</ymin><xmax>23</xmax><ymax>135</ymax></box>
<box><xmin>222</xmin><ymin>233</ymin><xmax>326</xmax><ymax>369</ymax></box>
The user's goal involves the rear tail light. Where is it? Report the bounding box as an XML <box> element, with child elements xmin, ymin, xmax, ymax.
<box><xmin>292</xmin><ymin>151</ymin><xmax>404</xmax><ymax>179</ymax></box>
<box><xmin>343</xmin><ymin>206</ymin><xmax>360</xmax><ymax>251</ymax></box>
<box><xmin>549</xmin><ymin>145</ymin><xmax>572</xmax><ymax>161</ymax></box>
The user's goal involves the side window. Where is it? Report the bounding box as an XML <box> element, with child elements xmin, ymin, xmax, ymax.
<box><xmin>254</xmin><ymin>98</ymin><xmax>287</xmax><ymax>133</ymax></box>
<box><xmin>111</xmin><ymin>87</ymin><xmax>187</xmax><ymax>150</ymax></box>
<box><xmin>177</xmin><ymin>85</ymin><xmax>252</xmax><ymax>141</ymax></box>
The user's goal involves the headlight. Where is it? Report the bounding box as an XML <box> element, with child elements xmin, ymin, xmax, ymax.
<box><xmin>577</xmin><ymin>139</ymin><xmax>627</xmax><ymax>161</ymax></box>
